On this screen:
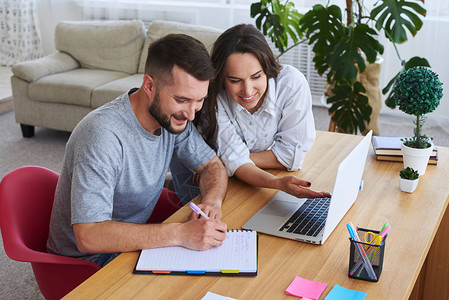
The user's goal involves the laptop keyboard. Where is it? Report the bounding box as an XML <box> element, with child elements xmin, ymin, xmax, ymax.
<box><xmin>279</xmin><ymin>197</ymin><xmax>331</xmax><ymax>237</ymax></box>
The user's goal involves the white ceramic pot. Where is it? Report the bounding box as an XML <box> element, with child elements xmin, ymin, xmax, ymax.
<box><xmin>401</xmin><ymin>142</ymin><xmax>433</xmax><ymax>176</ymax></box>
<box><xmin>399</xmin><ymin>177</ymin><xmax>419</xmax><ymax>193</ymax></box>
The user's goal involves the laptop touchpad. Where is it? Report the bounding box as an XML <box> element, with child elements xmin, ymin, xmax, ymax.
<box><xmin>261</xmin><ymin>200</ymin><xmax>298</xmax><ymax>217</ymax></box>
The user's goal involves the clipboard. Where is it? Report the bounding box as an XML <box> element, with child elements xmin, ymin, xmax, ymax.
<box><xmin>133</xmin><ymin>230</ymin><xmax>258</xmax><ymax>276</ymax></box>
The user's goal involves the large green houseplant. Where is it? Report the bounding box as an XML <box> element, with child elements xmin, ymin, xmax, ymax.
<box><xmin>251</xmin><ymin>0</ymin><xmax>428</xmax><ymax>134</ymax></box>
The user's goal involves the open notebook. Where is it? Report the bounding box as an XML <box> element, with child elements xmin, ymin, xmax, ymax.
<box><xmin>134</xmin><ymin>230</ymin><xmax>258</xmax><ymax>276</ymax></box>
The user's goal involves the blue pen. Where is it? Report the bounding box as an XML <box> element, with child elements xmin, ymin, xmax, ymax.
<box><xmin>347</xmin><ymin>224</ymin><xmax>377</xmax><ymax>280</ymax></box>
<box><xmin>347</xmin><ymin>224</ymin><xmax>374</xmax><ymax>280</ymax></box>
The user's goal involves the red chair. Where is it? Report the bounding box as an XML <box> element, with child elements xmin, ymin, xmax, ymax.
<box><xmin>0</xmin><ymin>166</ymin><xmax>182</xmax><ymax>299</ymax></box>
<box><xmin>0</xmin><ymin>166</ymin><xmax>100</xmax><ymax>300</ymax></box>
<box><xmin>0</xmin><ymin>166</ymin><xmax>183</xmax><ymax>299</ymax></box>
<box><xmin>147</xmin><ymin>188</ymin><xmax>183</xmax><ymax>224</ymax></box>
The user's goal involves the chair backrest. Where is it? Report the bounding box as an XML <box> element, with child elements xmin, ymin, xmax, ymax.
<box><xmin>147</xmin><ymin>188</ymin><xmax>183</xmax><ymax>224</ymax></box>
<box><xmin>0</xmin><ymin>166</ymin><xmax>100</xmax><ymax>299</ymax></box>
<box><xmin>0</xmin><ymin>166</ymin><xmax>58</xmax><ymax>258</ymax></box>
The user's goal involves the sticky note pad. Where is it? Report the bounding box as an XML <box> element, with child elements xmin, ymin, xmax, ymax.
<box><xmin>324</xmin><ymin>284</ymin><xmax>367</xmax><ymax>300</ymax></box>
<box><xmin>285</xmin><ymin>276</ymin><xmax>327</xmax><ymax>299</ymax></box>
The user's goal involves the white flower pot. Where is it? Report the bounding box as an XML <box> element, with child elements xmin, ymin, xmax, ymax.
<box><xmin>401</xmin><ymin>142</ymin><xmax>433</xmax><ymax>176</ymax></box>
<box><xmin>399</xmin><ymin>177</ymin><xmax>419</xmax><ymax>193</ymax></box>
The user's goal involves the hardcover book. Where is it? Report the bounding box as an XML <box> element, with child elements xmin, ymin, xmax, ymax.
<box><xmin>372</xmin><ymin>136</ymin><xmax>438</xmax><ymax>155</ymax></box>
<box><xmin>375</xmin><ymin>154</ymin><xmax>437</xmax><ymax>165</ymax></box>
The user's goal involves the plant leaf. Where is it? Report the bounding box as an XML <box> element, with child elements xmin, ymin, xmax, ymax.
<box><xmin>251</xmin><ymin>0</ymin><xmax>303</xmax><ymax>54</ymax></box>
<box><xmin>371</xmin><ymin>0</ymin><xmax>426</xmax><ymax>44</ymax></box>
<box><xmin>300</xmin><ymin>5</ymin><xmax>342</xmax><ymax>51</ymax></box>
<box><xmin>327</xmin><ymin>81</ymin><xmax>372</xmax><ymax>134</ymax></box>
<box><xmin>250</xmin><ymin>2</ymin><xmax>262</xmax><ymax>18</ymax></box>
<box><xmin>326</xmin><ymin>24</ymin><xmax>383</xmax><ymax>83</ymax></box>
<box><xmin>404</xmin><ymin>56</ymin><xmax>430</xmax><ymax>69</ymax></box>
<box><xmin>299</xmin><ymin>5</ymin><xmax>344</xmax><ymax>76</ymax></box>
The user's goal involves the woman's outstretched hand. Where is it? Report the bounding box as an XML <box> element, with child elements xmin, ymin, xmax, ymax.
<box><xmin>276</xmin><ymin>176</ymin><xmax>331</xmax><ymax>198</ymax></box>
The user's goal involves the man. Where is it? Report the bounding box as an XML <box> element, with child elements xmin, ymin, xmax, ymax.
<box><xmin>47</xmin><ymin>34</ymin><xmax>228</xmax><ymax>267</ymax></box>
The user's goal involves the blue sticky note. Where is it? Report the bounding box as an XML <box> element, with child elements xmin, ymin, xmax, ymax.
<box><xmin>324</xmin><ymin>284</ymin><xmax>367</xmax><ymax>300</ymax></box>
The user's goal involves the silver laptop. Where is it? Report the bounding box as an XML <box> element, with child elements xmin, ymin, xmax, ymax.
<box><xmin>243</xmin><ymin>131</ymin><xmax>372</xmax><ymax>245</ymax></box>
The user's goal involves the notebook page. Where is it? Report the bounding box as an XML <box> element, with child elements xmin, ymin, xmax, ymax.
<box><xmin>135</xmin><ymin>230</ymin><xmax>257</xmax><ymax>272</ymax></box>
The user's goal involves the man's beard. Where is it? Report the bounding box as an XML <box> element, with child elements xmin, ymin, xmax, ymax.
<box><xmin>149</xmin><ymin>93</ymin><xmax>187</xmax><ymax>134</ymax></box>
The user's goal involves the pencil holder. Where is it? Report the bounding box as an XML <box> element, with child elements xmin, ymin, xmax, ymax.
<box><xmin>348</xmin><ymin>227</ymin><xmax>387</xmax><ymax>282</ymax></box>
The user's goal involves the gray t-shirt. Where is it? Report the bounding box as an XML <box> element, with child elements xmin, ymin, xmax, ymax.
<box><xmin>46</xmin><ymin>90</ymin><xmax>215</xmax><ymax>262</ymax></box>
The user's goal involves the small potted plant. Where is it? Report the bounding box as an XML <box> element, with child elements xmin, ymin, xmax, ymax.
<box><xmin>391</xmin><ymin>66</ymin><xmax>443</xmax><ymax>176</ymax></box>
<box><xmin>399</xmin><ymin>167</ymin><xmax>419</xmax><ymax>193</ymax></box>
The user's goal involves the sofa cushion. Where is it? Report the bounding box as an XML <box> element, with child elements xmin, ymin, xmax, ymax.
<box><xmin>92</xmin><ymin>74</ymin><xmax>143</xmax><ymax>108</ymax></box>
<box><xmin>29</xmin><ymin>69</ymin><xmax>129</xmax><ymax>107</ymax></box>
<box><xmin>138</xmin><ymin>20</ymin><xmax>222</xmax><ymax>74</ymax></box>
<box><xmin>56</xmin><ymin>20</ymin><xmax>146</xmax><ymax>74</ymax></box>
<box><xmin>12</xmin><ymin>52</ymin><xmax>80</xmax><ymax>82</ymax></box>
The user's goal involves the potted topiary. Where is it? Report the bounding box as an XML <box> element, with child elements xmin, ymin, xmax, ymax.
<box><xmin>399</xmin><ymin>167</ymin><xmax>419</xmax><ymax>193</ymax></box>
<box><xmin>392</xmin><ymin>66</ymin><xmax>443</xmax><ymax>176</ymax></box>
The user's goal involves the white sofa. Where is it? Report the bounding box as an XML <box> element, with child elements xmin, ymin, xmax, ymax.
<box><xmin>11</xmin><ymin>20</ymin><xmax>222</xmax><ymax>137</ymax></box>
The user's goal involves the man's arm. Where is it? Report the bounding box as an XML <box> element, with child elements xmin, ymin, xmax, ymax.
<box><xmin>73</xmin><ymin>218</ymin><xmax>227</xmax><ymax>254</ymax></box>
<box><xmin>192</xmin><ymin>156</ymin><xmax>228</xmax><ymax>220</ymax></box>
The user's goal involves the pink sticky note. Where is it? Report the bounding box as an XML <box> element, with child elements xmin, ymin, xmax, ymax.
<box><xmin>285</xmin><ymin>276</ymin><xmax>328</xmax><ymax>300</ymax></box>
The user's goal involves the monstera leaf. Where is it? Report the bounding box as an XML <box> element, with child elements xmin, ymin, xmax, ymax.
<box><xmin>300</xmin><ymin>4</ymin><xmax>343</xmax><ymax>76</ymax></box>
<box><xmin>301</xmin><ymin>7</ymin><xmax>383</xmax><ymax>84</ymax></box>
<box><xmin>371</xmin><ymin>0</ymin><xmax>426</xmax><ymax>44</ymax></box>
<box><xmin>251</xmin><ymin>0</ymin><xmax>303</xmax><ymax>53</ymax></box>
<box><xmin>326</xmin><ymin>24</ymin><xmax>384</xmax><ymax>84</ymax></box>
<box><xmin>328</xmin><ymin>81</ymin><xmax>372</xmax><ymax>134</ymax></box>
<box><xmin>300</xmin><ymin>5</ymin><xmax>343</xmax><ymax>52</ymax></box>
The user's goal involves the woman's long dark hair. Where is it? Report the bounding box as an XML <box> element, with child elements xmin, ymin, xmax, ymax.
<box><xmin>194</xmin><ymin>24</ymin><xmax>281</xmax><ymax>150</ymax></box>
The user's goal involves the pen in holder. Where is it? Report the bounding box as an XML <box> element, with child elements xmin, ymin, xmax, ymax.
<box><xmin>348</xmin><ymin>227</ymin><xmax>387</xmax><ymax>282</ymax></box>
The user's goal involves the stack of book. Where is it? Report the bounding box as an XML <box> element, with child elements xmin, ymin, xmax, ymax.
<box><xmin>372</xmin><ymin>136</ymin><xmax>438</xmax><ymax>165</ymax></box>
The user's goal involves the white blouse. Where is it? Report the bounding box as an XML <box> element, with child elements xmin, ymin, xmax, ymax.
<box><xmin>216</xmin><ymin>64</ymin><xmax>316</xmax><ymax>176</ymax></box>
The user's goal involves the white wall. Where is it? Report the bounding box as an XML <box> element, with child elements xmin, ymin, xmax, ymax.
<box><xmin>36</xmin><ymin>0</ymin><xmax>83</xmax><ymax>55</ymax></box>
<box><xmin>379</xmin><ymin>17</ymin><xmax>449</xmax><ymax>121</ymax></box>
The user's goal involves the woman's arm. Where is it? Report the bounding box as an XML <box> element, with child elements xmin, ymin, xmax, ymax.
<box><xmin>234</xmin><ymin>163</ymin><xmax>330</xmax><ymax>198</ymax></box>
<box><xmin>271</xmin><ymin>66</ymin><xmax>316</xmax><ymax>171</ymax></box>
<box><xmin>250</xmin><ymin>150</ymin><xmax>285</xmax><ymax>169</ymax></box>
<box><xmin>215</xmin><ymin>98</ymin><xmax>255</xmax><ymax>176</ymax></box>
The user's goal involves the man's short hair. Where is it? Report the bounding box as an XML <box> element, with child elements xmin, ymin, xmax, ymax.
<box><xmin>145</xmin><ymin>34</ymin><xmax>215</xmax><ymax>87</ymax></box>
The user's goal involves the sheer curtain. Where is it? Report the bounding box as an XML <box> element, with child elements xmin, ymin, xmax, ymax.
<box><xmin>0</xmin><ymin>0</ymin><xmax>44</xmax><ymax>66</ymax></box>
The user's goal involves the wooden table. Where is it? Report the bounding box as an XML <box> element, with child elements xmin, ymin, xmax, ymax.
<box><xmin>64</xmin><ymin>131</ymin><xmax>449</xmax><ymax>300</ymax></box>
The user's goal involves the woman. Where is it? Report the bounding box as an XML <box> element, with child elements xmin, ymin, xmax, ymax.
<box><xmin>170</xmin><ymin>24</ymin><xmax>330</xmax><ymax>204</ymax></box>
